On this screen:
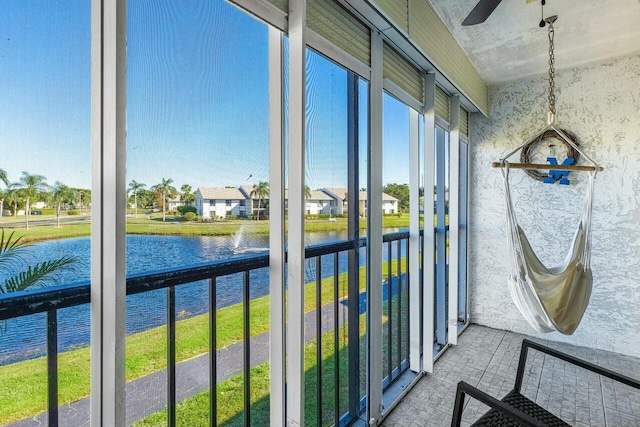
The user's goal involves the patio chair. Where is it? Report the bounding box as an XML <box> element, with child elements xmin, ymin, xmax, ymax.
<box><xmin>451</xmin><ymin>339</ymin><xmax>640</xmax><ymax>426</ymax></box>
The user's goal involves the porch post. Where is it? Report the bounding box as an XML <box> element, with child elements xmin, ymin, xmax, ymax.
<box><xmin>408</xmin><ymin>107</ymin><xmax>421</xmax><ymax>372</ymax></box>
<box><xmin>367</xmin><ymin>29</ymin><xmax>384</xmax><ymax>423</ymax></box>
<box><xmin>421</xmin><ymin>73</ymin><xmax>436</xmax><ymax>374</ymax></box>
<box><xmin>90</xmin><ymin>0</ymin><xmax>127</xmax><ymax>425</ymax></box>
<box><xmin>268</xmin><ymin>26</ymin><xmax>286</xmax><ymax>427</ymax></box>
<box><xmin>286</xmin><ymin>0</ymin><xmax>307</xmax><ymax>424</ymax></box>
<box><xmin>448</xmin><ymin>95</ymin><xmax>461</xmax><ymax>346</ymax></box>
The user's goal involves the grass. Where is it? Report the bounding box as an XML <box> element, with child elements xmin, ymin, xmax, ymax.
<box><xmin>0</xmin><ymin>256</ymin><xmax>408</xmax><ymax>424</ymax></box>
<box><xmin>0</xmin><ymin>222</ymin><xmax>91</xmax><ymax>242</ymax></box>
<box><xmin>0</xmin><ymin>213</ymin><xmax>432</xmax><ymax>243</ymax></box>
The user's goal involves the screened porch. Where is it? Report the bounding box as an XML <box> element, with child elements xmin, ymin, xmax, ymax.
<box><xmin>0</xmin><ymin>0</ymin><xmax>638</xmax><ymax>426</ymax></box>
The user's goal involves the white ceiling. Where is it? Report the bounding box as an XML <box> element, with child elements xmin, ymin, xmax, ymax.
<box><xmin>427</xmin><ymin>0</ymin><xmax>640</xmax><ymax>85</ymax></box>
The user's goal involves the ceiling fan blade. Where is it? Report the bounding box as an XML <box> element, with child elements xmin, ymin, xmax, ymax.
<box><xmin>462</xmin><ymin>0</ymin><xmax>503</xmax><ymax>26</ymax></box>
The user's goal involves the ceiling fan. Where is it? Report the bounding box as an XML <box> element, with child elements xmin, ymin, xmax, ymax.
<box><xmin>462</xmin><ymin>0</ymin><xmax>539</xmax><ymax>26</ymax></box>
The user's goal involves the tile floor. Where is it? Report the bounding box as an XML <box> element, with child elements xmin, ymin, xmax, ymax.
<box><xmin>381</xmin><ymin>325</ymin><xmax>640</xmax><ymax>427</ymax></box>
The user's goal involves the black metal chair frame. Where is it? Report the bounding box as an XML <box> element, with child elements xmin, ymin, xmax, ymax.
<box><xmin>451</xmin><ymin>339</ymin><xmax>640</xmax><ymax>426</ymax></box>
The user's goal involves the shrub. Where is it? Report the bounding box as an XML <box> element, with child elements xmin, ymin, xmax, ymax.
<box><xmin>225</xmin><ymin>214</ymin><xmax>237</xmax><ymax>220</ymax></box>
<box><xmin>177</xmin><ymin>205</ymin><xmax>197</xmax><ymax>215</ymax></box>
<box><xmin>316</xmin><ymin>213</ymin><xmax>344</xmax><ymax>219</ymax></box>
<box><xmin>67</xmin><ymin>209</ymin><xmax>80</xmax><ymax>216</ymax></box>
<box><xmin>184</xmin><ymin>212</ymin><xmax>196</xmax><ymax>222</ymax></box>
<box><xmin>40</xmin><ymin>208</ymin><xmax>55</xmax><ymax>215</ymax></box>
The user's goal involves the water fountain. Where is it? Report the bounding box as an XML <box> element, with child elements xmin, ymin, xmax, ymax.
<box><xmin>232</xmin><ymin>223</ymin><xmax>268</xmax><ymax>253</ymax></box>
<box><xmin>233</xmin><ymin>223</ymin><xmax>246</xmax><ymax>249</ymax></box>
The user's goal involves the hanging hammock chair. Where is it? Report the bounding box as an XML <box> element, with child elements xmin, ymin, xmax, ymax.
<box><xmin>490</xmin><ymin>16</ymin><xmax>603</xmax><ymax>335</ymax></box>
<box><xmin>501</xmin><ymin>162</ymin><xmax>596</xmax><ymax>335</ymax></box>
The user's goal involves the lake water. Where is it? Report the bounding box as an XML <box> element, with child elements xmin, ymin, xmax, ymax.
<box><xmin>0</xmin><ymin>229</ymin><xmax>406</xmax><ymax>365</ymax></box>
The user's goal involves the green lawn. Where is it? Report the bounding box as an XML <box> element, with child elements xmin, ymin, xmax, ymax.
<box><xmin>0</xmin><ymin>210</ymin><xmax>456</xmax><ymax>244</ymax></box>
<box><xmin>0</xmin><ymin>213</ymin><xmax>428</xmax><ymax>243</ymax></box>
<box><xmin>0</xmin><ymin>221</ymin><xmax>91</xmax><ymax>242</ymax></box>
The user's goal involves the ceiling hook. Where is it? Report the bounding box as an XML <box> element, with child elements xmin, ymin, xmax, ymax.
<box><xmin>545</xmin><ymin>15</ymin><xmax>558</xmax><ymax>26</ymax></box>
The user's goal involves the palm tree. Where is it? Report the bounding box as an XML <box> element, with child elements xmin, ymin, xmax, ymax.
<box><xmin>80</xmin><ymin>189</ymin><xmax>91</xmax><ymax>210</ymax></box>
<box><xmin>5</xmin><ymin>185</ymin><xmax>21</xmax><ymax>218</ymax></box>
<box><xmin>180</xmin><ymin>184</ymin><xmax>195</xmax><ymax>205</ymax></box>
<box><xmin>0</xmin><ymin>228</ymin><xmax>77</xmax><ymax>298</ymax></box>
<box><xmin>48</xmin><ymin>182</ymin><xmax>72</xmax><ymax>228</ymax></box>
<box><xmin>0</xmin><ymin>169</ymin><xmax>8</xmax><ymax>221</ymax></box>
<box><xmin>250</xmin><ymin>181</ymin><xmax>269</xmax><ymax>221</ymax></box>
<box><xmin>304</xmin><ymin>185</ymin><xmax>311</xmax><ymax>200</ymax></box>
<box><xmin>128</xmin><ymin>180</ymin><xmax>146</xmax><ymax>218</ymax></box>
<box><xmin>151</xmin><ymin>178</ymin><xmax>177</xmax><ymax>222</ymax></box>
<box><xmin>74</xmin><ymin>188</ymin><xmax>89</xmax><ymax>212</ymax></box>
<box><xmin>0</xmin><ymin>169</ymin><xmax>8</xmax><ymax>187</ymax></box>
<box><xmin>18</xmin><ymin>172</ymin><xmax>47</xmax><ymax>230</ymax></box>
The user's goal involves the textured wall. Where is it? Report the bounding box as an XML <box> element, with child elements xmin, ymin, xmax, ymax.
<box><xmin>469</xmin><ymin>55</ymin><xmax>640</xmax><ymax>357</ymax></box>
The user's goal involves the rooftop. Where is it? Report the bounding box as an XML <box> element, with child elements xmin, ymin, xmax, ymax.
<box><xmin>196</xmin><ymin>187</ymin><xmax>247</xmax><ymax>200</ymax></box>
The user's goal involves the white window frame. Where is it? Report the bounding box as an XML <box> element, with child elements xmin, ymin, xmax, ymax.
<box><xmin>90</xmin><ymin>0</ymin><xmax>127</xmax><ymax>425</ymax></box>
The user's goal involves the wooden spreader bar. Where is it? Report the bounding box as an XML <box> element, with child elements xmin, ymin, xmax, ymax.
<box><xmin>491</xmin><ymin>162</ymin><xmax>604</xmax><ymax>172</ymax></box>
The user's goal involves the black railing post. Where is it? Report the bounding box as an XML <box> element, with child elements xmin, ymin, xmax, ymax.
<box><xmin>333</xmin><ymin>252</ymin><xmax>340</xmax><ymax>427</ymax></box>
<box><xmin>47</xmin><ymin>309</ymin><xmax>58</xmax><ymax>427</ymax></box>
<box><xmin>346</xmin><ymin>70</ymin><xmax>361</xmax><ymax>419</ymax></box>
<box><xmin>209</xmin><ymin>277</ymin><xmax>217</xmax><ymax>427</ymax></box>
<box><xmin>387</xmin><ymin>241</ymin><xmax>392</xmax><ymax>381</ymax></box>
<box><xmin>167</xmin><ymin>286</ymin><xmax>176</xmax><ymax>427</ymax></box>
<box><xmin>420</xmin><ymin>233</ymin><xmax>424</xmax><ymax>358</ymax></box>
<box><xmin>397</xmin><ymin>238</ymin><xmax>402</xmax><ymax>370</ymax></box>
<box><xmin>316</xmin><ymin>256</ymin><xmax>323</xmax><ymax>426</ymax></box>
<box><xmin>243</xmin><ymin>271</ymin><xmax>251</xmax><ymax>427</ymax></box>
<box><xmin>406</xmin><ymin>236</ymin><xmax>410</xmax><ymax>362</ymax></box>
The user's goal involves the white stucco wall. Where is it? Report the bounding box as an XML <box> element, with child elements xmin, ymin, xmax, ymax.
<box><xmin>469</xmin><ymin>55</ymin><xmax>640</xmax><ymax>357</ymax></box>
<box><xmin>382</xmin><ymin>200</ymin><xmax>397</xmax><ymax>214</ymax></box>
<box><xmin>305</xmin><ymin>200</ymin><xmax>332</xmax><ymax>215</ymax></box>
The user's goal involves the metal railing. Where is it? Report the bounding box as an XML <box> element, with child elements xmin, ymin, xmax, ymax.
<box><xmin>0</xmin><ymin>231</ymin><xmax>416</xmax><ymax>427</ymax></box>
<box><xmin>0</xmin><ymin>252</ymin><xmax>269</xmax><ymax>427</ymax></box>
<box><xmin>381</xmin><ymin>231</ymin><xmax>410</xmax><ymax>391</ymax></box>
<box><xmin>305</xmin><ymin>237</ymin><xmax>366</xmax><ymax>427</ymax></box>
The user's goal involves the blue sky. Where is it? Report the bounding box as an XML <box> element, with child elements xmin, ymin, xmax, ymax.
<box><xmin>1</xmin><ymin>0</ymin><xmax>411</xmax><ymax>192</ymax></box>
<box><xmin>0</xmin><ymin>0</ymin><xmax>91</xmax><ymax>189</ymax></box>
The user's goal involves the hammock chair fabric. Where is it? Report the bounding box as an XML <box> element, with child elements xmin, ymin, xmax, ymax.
<box><xmin>502</xmin><ymin>163</ymin><xmax>596</xmax><ymax>335</ymax></box>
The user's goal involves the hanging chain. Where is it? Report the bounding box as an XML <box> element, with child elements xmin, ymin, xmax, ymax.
<box><xmin>547</xmin><ymin>23</ymin><xmax>556</xmax><ymax>116</ymax></box>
